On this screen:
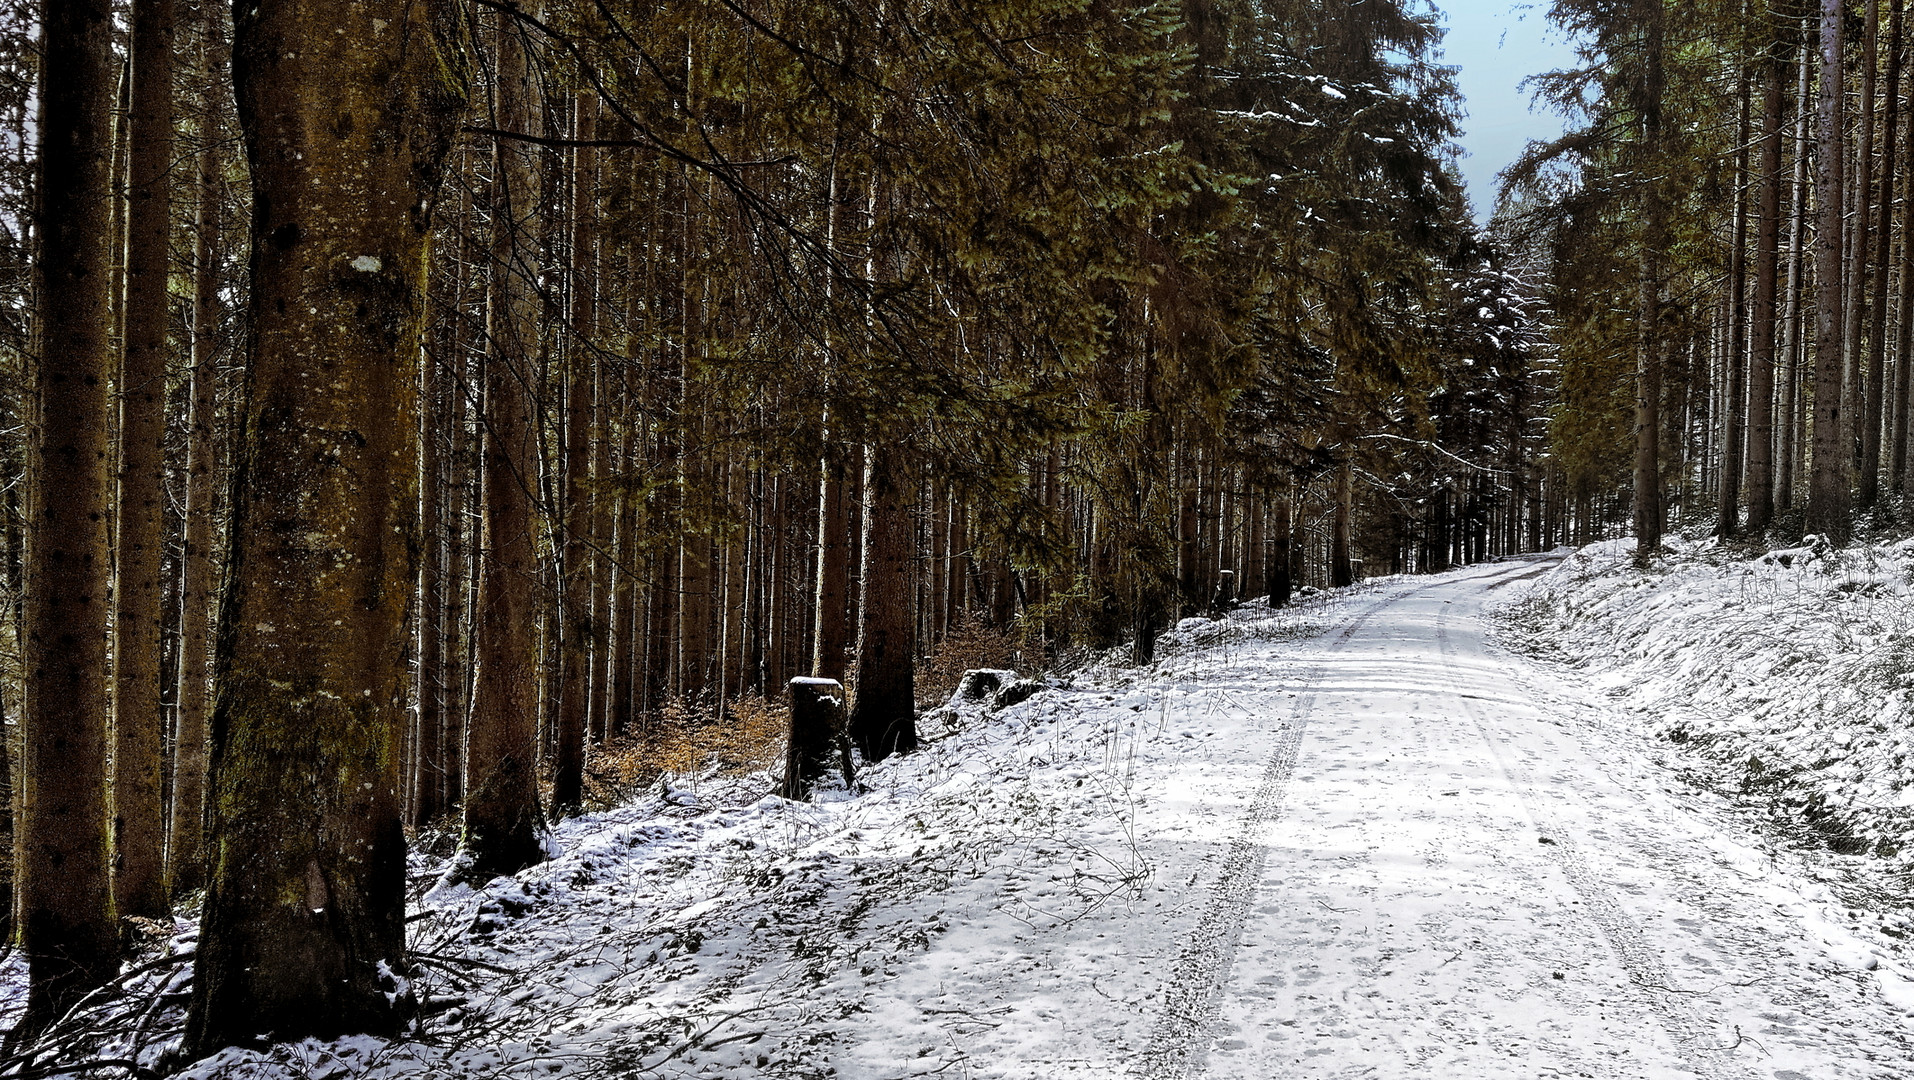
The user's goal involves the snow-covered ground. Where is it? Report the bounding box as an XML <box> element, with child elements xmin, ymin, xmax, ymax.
<box><xmin>1505</xmin><ymin>534</ymin><xmax>1914</xmax><ymax>865</ymax></box>
<box><xmin>27</xmin><ymin>551</ymin><xmax>1914</xmax><ymax>1077</ymax></box>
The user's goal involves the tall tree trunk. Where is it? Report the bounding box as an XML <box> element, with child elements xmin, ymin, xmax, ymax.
<box><xmin>184</xmin><ymin>0</ymin><xmax>465</xmax><ymax>1054</ymax></box>
<box><xmin>19</xmin><ymin>0</ymin><xmax>120</xmax><ymax>1037</ymax></box>
<box><xmin>411</xmin><ymin>230</ymin><xmax>451</xmax><ymax>828</ymax></box>
<box><xmin>459</xmin><ymin>6</ymin><xmax>548</xmax><ymax>883</ymax></box>
<box><xmin>1718</xmin><ymin>66</ymin><xmax>1752</xmax><ymax>536</ymax></box>
<box><xmin>1846</xmin><ymin>0</ymin><xmax>1881</xmax><ymax>477</ymax></box>
<box><xmin>1780</xmin><ymin>26</ymin><xmax>1814</xmax><ymax>513</ymax></box>
<box><xmin>443</xmin><ymin>261</ymin><xmax>474</xmax><ymax>809</ymax></box>
<box><xmin>1633</xmin><ymin>0</ymin><xmax>1667</xmax><ymax>562</ymax></box>
<box><xmin>1748</xmin><ymin>12</ymin><xmax>1788</xmax><ymax>533</ymax></box>
<box><xmin>1244</xmin><ymin>480</ymin><xmax>1265</xmax><ymax>599</ymax></box>
<box><xmin>1864</xmin><ymin>0</ymin><xmax>1903</xmax><ymax>506</ymax></box>
<box><xmin>609</xmin><ymin>368</ymin><xmax>639</xmax><ymax>737</ymax></box>
<box><xmin>1176</xmin><ymin>447</ymin><xmax>1199</xmax><ymax>616</ymax></box>
<box><xmin>170</xmin><ymin>17</ymin><xmax>224</xmax><ymax>895</ymax></box>
<box><xmin>1896</xmin><ymin>10</ymin><xmax>1914</xmax><ymax>492</ymax></box>
<box><xmin>107</xmin><ymin>0</ymin><xmax>177</xmax><ymax>928</ymax></box>
<box><xmin>1809</xmin><ymin>0</ymin><xmax>1853</xmax><ymax>541</ymax></box>
<box><xmin>552</xmin><ymin>92</ymin><xmax>597</xmax><ymax>816</ymax></box>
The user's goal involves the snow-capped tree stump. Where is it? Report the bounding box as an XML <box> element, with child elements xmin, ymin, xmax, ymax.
<box><xmin>1210</xmin><ymin>569</ymin><xmax>1237</xmax><ymax>613</ymax></box>
<box><xmin>781</xmin><ymin>677</ymin><xmax>853</xmax><ymax>800</ymax></box>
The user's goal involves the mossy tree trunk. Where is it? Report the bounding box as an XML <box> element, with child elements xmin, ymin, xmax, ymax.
<box><xmin>19</xmin><ymin>0</ymin><xmax>120</xmax><ymax>1039</ymax></box>
<box><xmin>460</xmin><ymin>4</ymin><xmax>550</xmax><ymax>881</ymax></box>
<box><xmin>183</xmin><ymin>0</ymin><xmax>466</xmax><ymax>1055</ymax></box>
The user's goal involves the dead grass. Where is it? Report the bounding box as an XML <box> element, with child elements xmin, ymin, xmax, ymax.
<box><xmin>583</xmin><ymin>694</ymin><xmax>788</xmax><ymax>809</ymax></box>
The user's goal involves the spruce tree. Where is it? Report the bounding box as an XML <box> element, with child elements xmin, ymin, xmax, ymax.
<box><xmin>184</xmin><ymin>0</ymin><xmax>467</xmax><ymax>1053</ymax></box>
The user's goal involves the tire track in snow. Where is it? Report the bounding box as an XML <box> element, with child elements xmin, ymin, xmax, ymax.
<box><xmin>1134</xmin><ymin>567</ymin><xmax>1533</xmax><ymax>1079</ymax></box>
<box><xmin>1434</xmin><ymin>603</ymin><xmax>1742</xmax><ymax>1080</ymax></box>
<box><xmin>1130</xmin><ymin>600</ymin><xmax>1381</xmax><ymax>1079</ymax></box>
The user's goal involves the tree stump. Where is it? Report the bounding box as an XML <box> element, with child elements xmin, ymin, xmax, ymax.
<box><xmin>1210</xmin><ymin>569</ymin><xmax>1237</xmax><ymax>613</ymax></box>
<box><xmin>781</xmin><ymin>678</ymin><xmax>853</xmax><ymax>801</ymax></box>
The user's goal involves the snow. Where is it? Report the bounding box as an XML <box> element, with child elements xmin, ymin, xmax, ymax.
<box><xmin>16</xmin><ymin>552</ymin><xmax>1914</xmax><ymax>1076</ymax></box>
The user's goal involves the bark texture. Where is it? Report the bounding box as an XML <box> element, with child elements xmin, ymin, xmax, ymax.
<box><xmin>1746</xmin><ymin>13</ymin><xmax>1786</xmax><ymax>533</ymax></box>
<box><xmin>1632</xmin><ymin>0</ymin><xmax>1666</xmax><ymax>562</ymax></box>
<box><xmin>460</xmin><ymin>4</ymin><xmax>549</xmax><ymax>881</ymax></box>
<box><xmin>112</xmin><ymin>0</ymin><xmax>176</xmax><ymax>927</ymax></box>
<box><xmin>1715</xmin><ymin>72</ymin><xmax>1749</xmax><ymax>536</ymax></box>
<box><xmin>781</xmin><ymin>678</ymin><xmax>850</xmax><ymax>800</ymax></box>
<box><xmin>847</xmin><ymin>446</ymin><xmax>918</xmax><ymax>761</ymax></box>
<box><xmin>553</xmin><ymin>92</ymin><xmax>597</xmax><ymax>816</ymax></box>
<box><xmin>184</xmin><ymin>0</ymin><xmax>466</xmax><ymax>1054</ymax></box>
<box><xmin>20</xmin><ymin>0</ymin><xmax>120</xmax><ymax>1037</ymax></box>
<box><xmin>812</xmin><ymin>446</ymin><xmax>852</xmax><ymax>682</ymax></box>
<box><xmin>1808</xmin><ymin>0</ymin><xmax>1852</xmax><ymax>542</ymax></box>
<box><xmin>1863</xmin><ymin>0</ymin><xmax>1901</xmax><ymax>506</ymax></box>
<box><xmin>170</xmin><ymin>21</ymin><xmax>225</xmax><ymax>897</ymax></box>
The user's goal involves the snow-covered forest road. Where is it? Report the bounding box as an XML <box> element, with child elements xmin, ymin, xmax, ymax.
<box><xmin>840</xmin><ymin>558</ymin><xmax>1913</xmax><ymax>1079</ymax></box>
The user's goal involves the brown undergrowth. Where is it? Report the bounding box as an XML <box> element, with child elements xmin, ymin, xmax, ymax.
<box><xmin>582</xmin><ymin>694</ymin><xmax>788</xmax><ymax>809</ymax></box>
<box><xmin>917</xmin><ymin>617</ymin><xmax>1038</xmax><ymax>707</ymax></box>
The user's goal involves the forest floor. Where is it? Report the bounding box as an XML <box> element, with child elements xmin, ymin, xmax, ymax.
<box><xmin>28</xmin><ymin>544</ymin><xmax>1914</xmax><ymax>1078</ymax></box>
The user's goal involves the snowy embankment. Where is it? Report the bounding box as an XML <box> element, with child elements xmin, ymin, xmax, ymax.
<box><xmin>61</xmin><ymin>587</ymin><xmax>1371</xmax><ymax>1079</ymax></box>
<box><xmin>1501</xmin><ymin>534</ymin><xmax>1914</xmax><ymax>866</ymax></box>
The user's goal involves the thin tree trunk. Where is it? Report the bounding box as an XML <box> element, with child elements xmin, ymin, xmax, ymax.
<box><xmin>1780</xmin><ymin>27</ymin><xmax>1814</xmax><ymax>513</ymax></box>
<box><xmin>1269</xmin><ymin>479</ymin><xmax>1293</xmax><ymax>605</ymax></box>
<box><xmin>1176</xmin><ymin>448</ymin><xmax>1199</xmax><ymax>616</ymax></box>
<box><xmin>411</xmin><ymin>220</ymin><xmax>452</xmax><ymax>828</ymax></box>
<box><xmin>1748</xmin><ymin>11</ymin><xmax>1788</xmax><ymax>532</ymax></box>
<box><xmin>1331</xmin><ymin>458</ymin><xmax>1354</xmax><ymax>586</ymax></box>
<box><xmin>552</xmin><ymin>91</ymin><xmax>597</xmax><ymax>816</ymax></box>
<box><xmin>609</xmin><ymin>368</ymin><xmax>639</xmax><ymax>737</ymax></box>
<box><xmin>813</xmin><ymin>445</ymin><xmax>852</xmax><ymax>683</ymax></box>
<box><xmin>170</xmin><ymin>18</ymin><xmax>224</xmax><ymax>894</ymax></box>
<box><xmin>1809</xmin><ymin>0</ymin><xmax>1853</xmax><ymax>541</ymax></box>
<box><xmin>443</xmin><ymin>257</ymin><xmax>474</xmax><ymax>810</ymax></box>
<box><xmin>1848</xmin><ymin>0</ymin><xmax>1881</xmax><ymax>477</ymax></box>
<box><xmin>459</xmin><ymin>6</ymin><xmax>549</xmax><ymax>882</ymax></box>
<box><xmin>1718</xmin><ymin>65</ymin><xmax>1752</xmax><ymax>535</ymax></box>
<box><xmin>1864</xmin><ymin>0</ymin><xmax>1903</xmax><ymax>505</ymax></box>
<box><xmin>1633</xmin><ymin>0</ymin><xmax>1667</xmax><ymax>561</ymax></box>
<box><xmin>19</xmin><ymin>0</ymin><xmax>120</xmax><ymax>1037</ymax></box>
<box><xmin>1897</xmin><ymin>8</ymin><xmax>1914</xmax><ymax>492</ymax></box>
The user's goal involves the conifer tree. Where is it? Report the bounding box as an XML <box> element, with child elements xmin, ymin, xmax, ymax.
<box><xmin>111</xmin><ymin>0</ymin><xmax>176</xmax><ymax>927</ymax></box>
<box><xmin>18</xmin><ymin>0</ymin><xmax>119</xmax><ymax>1039</ymax></box>
<box><xmin>184</xmin><ymin>0</ymin><xmax>467</xmax><ymax>1052</ymax></box>
<box><xmin>459</xmin><ymin>5</ymin><xmax>550</xmax><ymax>880</ymax></box>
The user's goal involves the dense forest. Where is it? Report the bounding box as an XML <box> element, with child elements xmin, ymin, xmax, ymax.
<box><xmin>16</xmin><ymin>0</ymin><xmax>1913</xmax><ymax>1068</ymax></box>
